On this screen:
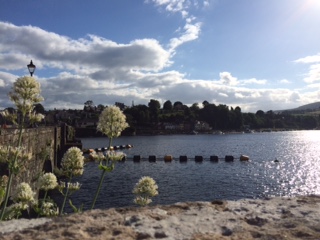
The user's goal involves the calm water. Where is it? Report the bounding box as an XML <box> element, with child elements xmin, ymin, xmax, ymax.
<box><xmin>68</xmin><ymin>131</ymin><xmax>320</xmax><ymax>211</ymax></box>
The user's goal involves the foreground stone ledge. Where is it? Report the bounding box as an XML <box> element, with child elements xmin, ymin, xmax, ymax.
<box><xmin>0</xmin><ymin>195</ymin><xmax>320</xmax><ymax>240</ymax></box>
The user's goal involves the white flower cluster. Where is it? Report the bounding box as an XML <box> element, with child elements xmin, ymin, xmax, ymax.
<box><xmin>9</xmin><ymin>76</ymin><xmax>44</xmax><ymax>117</ymax></box>
<box><xmin>39</xmin><ymin>202</ymin><xmax>59</xmax><ymax>217</ymax></box>
<box><xmin>134</xmin><ymin>196</ymin><xmax>152</xmax><ymax>206</ymax></box>
<box><xmin>89</xmin><ymin>151</ymin><xmax>106</xmax><ymax>162</ymax></box>
<box><xmin>97</xmin><ymin>106</ymin><xmax>129</xmax><ymax>139</ymax></box>
<box><xmin>61</xmin><ymin>147</ymin><xmax>85</xmax><ymax>177</ymax></box>
<box><xmin>58</xmin><ymin>181</ymin><xmax>81</xmax><ymax>191</ymax></box>
<box><xmin>12</xmin><ymin>182</ymin><xmax>35</xmax><ymax>203</ymax></box>
<box><xmin>0</xmin><ymin>146</ymin><xmax>32</xmax><ymax>164</ymax></box>
<box><xmin>133</xmin><ymin>176</ymin><xmax>158</xmax><ymax>206</ymax></box>
<box><xmin>38</xmin><ymin>173</ymin><xmax>58</xmax><ymax>191</ymax></box>
<box><xmin>106</xmin><ymin>151</ymin><xmax>126</xmax><ymax>162</ymax></box>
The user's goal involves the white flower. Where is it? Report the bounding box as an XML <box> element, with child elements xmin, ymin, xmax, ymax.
<box><xmin>12</xmin><ymin>182</ymin><xmax>35</xmax><ymax>203</ymax></box>
<box><xmin>89</xmin><ymin>151</ymin><xmax>106</xmax><ymax>161</ymax></box>
<box><xmin>38</xmin><ymin>173</ymin><xmax>58</xmax><ymax>191</ymax></box>
<box><xmin>61</xmin><ymin>147</ymin><xmax>85</xmax><ymax>177</ymax></box>
<box><xmin>134</xmin><ymin>196</ymin><xmax>152</xmax><ymax>206</ymax></box>
<box><xmin>58</xmin><ymin>181</ymin><xmax>81</xmax><ymax>191</ymax></box>
<box><xmin>67</xmin><ymin>182</ymin><xmax>81</xmax><ymax>191</ymax></box>
<box><xmin>9</xmin><ymin>76</ymin><xmax>44</xmax><ymax>116</ymax></box>
<box><xmin>133</xmin><ymin>176</ymin><xmax>159</xmax><ymax>197</ymax></box>
<box><xmin>40</xmin><ymin>202</ymin><xmax>59</xmax><ymax>217</ymax></box>
<box><xmin>133</xmin><ymin>176</ymin><xmax>158</xmax><ymax>207</ymax></box>
<box><xmin>106</xmin><ymin>151</ymin><xmax>126</xmax><ymax>162</ymax></box>
<box><xmin>0</xmin><ymin>146</ymin><xmax>32</xmax><ymax>164</ymax></box>
<box><xmin>97</xmin><ymin>106</ymin><xmax>129</xmax><ymax>139</ymax></box>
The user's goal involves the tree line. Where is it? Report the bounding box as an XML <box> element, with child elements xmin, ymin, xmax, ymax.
<box><xmin>121</xmin><ymin>99</ymin><xmax>319</xmax><ymax>131</ymax></box>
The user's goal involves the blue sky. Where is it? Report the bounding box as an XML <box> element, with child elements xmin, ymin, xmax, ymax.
<box><xmin>1</xmin><ymin>0</ymin><xmax>320</xmax><ymax>112</ymax></box>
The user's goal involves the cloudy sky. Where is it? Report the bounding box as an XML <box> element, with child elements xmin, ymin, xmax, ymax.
<box><xmin>1</xmin><ymin>0</ymin><xmax>320</xmax><ymax>112</ymax></box>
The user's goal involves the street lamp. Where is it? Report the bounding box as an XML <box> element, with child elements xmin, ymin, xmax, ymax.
<box><xmin>27</xmin><ymin>60</ymin><xmax>36</xmax><ymax>76</ymax></box>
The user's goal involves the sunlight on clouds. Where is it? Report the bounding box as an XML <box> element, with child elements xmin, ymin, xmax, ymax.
<box><xmin>280</xmin><ymin>79</ymin><xmax>291</xmax><ymax>84</ymax></box>
<box><xmin>294</xmin><ymin>54</ymin><xmax>320</xmax><ymax>64</ymax></box>
<box><xmin>218</xmin><ymin>92</ymin><xmax>228</xmax><ymax>97</ymax></box>
<box><xmin>303</xmin><ymin>64</ymin><xmax>320</xmax><ymax>83</ymax></box>
<box><xmin>294</xmin><ymin>53</ymin><xmax>320</xmax><ymax>83</ymax></box>
<box><xmin>242</xmin><ymin>78</ymin><xmax>267</xmax><ymax>85</ymax></box>
<box><xmin>219</xmin><ymin>72</ymin><xmax>238</xmax><ymax>86</ymax></box>
<box><xmin>235</xmin><ymin>92</ymin><xmax>245</xmax><ymax>99</ymax></box>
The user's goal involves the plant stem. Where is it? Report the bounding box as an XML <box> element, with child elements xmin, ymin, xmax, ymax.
<box><xmin>90</xmin><ymin>170</ymin><xmax>107</xmax><ymax>210</ymax></box>
<box><xmin>0</xmin><ymin>121</ymin><xmax>24</xmax><ymax>220</ymax></box>
<box><xmin>60</xmin><ymin>175</ymin><xmax>72</xmax><ymax>216</ymax></box>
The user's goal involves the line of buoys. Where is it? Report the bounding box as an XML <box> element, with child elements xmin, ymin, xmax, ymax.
<box><xmin>83</xmin><ymin>144</ymin><xmax>133</xmax><ymax>154</ymax></box>
<box><xmin>86</xmin><ymin>150</ymin><xmax>250</xmax><ymax>162</ymax></box>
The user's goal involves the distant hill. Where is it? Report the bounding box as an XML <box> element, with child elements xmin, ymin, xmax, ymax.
<box><xmin>276</xmin><ymin>102</ymin><xmax>320</xmax><ymax>113</ymax></box>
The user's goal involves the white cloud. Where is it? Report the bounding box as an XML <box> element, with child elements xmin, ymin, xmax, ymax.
<box><xmin>169</xmin><ymin>21</ymin><xmax>202</xmax><ymax>50</ymax></box>
<box><xmin>1</xmin><ymin>20</ymin><xmax>319</xmax><ymax>113</ymax></box>
<box><xmin>303</xmin><ymin>64</ymin><xmax>320</xmax><ymax>83</ymax></box>
<box><xmin>280</xmin><ymin>79</ymin><xmax>291</xmax><ymax>84</ymax></box>
<box><xmin>241</xmin><ymin>78</ymin><xmax>267</xmax><ymax>85</ymax></box>
<box><xmin>0</xmin><ymin>22</ymin><xmax>171</xmax><ymax>73</ymax></box>
<box><xmin>294</xmin><ymin>53</ymin><xmax>320</xmax><ymax>64</ymax></box>
<box><xmin>219</xmin><ymin>72</ymin><xmax>238</xmax><ymax>86</ymax></box>
<box><xmin>294</xmin><ymin>53</ymin><xmax>320</xmax><ymax>83</ymax></box>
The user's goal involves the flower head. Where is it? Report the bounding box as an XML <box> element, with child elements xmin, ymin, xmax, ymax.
<box><xmin>133</xmin><ymin>176</ymin><xmax>159</xmax><ymax>197</ymax></box>
<box><xmin>61</xmin><ymin>147</ymin><xmax>85</xmax><ymax>177</ymax></box>
<box><xmin>106</xmin><ymin>151</ymin><xmax>126</xmax><ymax>162</ymax></box>
<box><xmin>39</xmin><ymin>201</ymin><xmax>59</xmax><ymax>217</ymax></box>
<box><xmin>0</xmin><ymin>146</ymin><xmax>32</xmax><ymax>164</ymax></box>
<box><xmin>38</xmin><ymin>173</ymin><xmax>58</xmax><ymax>191</ymax></box>
<box><xmin>9</xmin><ymin>76</ymin><xmax>44</xmax><ymax>116</ymax></box>
<box><xmin>133</xmin><ymin>176</ymin><xmax>158</xmax><ymax>206</ymax></box>
<box><xmin>134</xmin><ymin>196</ymin><xmax>152</xmax><ymax>206</ymax></box>
<box><xmin>12</xmin><ymin>182</ymin><xmax>35</xmax><ymax>203</ymax></box>
<box><xmin>97</xmin><ymin>106</ymin><xmax>129</xmax><ymax>139</ymax></box>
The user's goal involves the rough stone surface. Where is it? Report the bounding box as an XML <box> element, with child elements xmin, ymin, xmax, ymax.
<box><xmin>0</xmin><ymin>196</ymin><xmax>320</xmax><ymax>240</ymax></box>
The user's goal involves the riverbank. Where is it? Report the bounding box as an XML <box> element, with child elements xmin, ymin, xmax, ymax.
<box><xmin>0</xmin><ymin>195</ymin><xmax>319</xmax><ymax>239</ymax></box>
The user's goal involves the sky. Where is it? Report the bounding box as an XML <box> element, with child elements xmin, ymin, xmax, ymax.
<box><xmin>0</xmin><ymin>0</ymin><xmax>320</xmax><ymax>113</ymax></box>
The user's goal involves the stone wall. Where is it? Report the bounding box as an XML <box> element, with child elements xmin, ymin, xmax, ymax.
<box><xmin>0</xmin><ymin>127</ymin><xmax>61</xmax><ymax>192</ymax></box>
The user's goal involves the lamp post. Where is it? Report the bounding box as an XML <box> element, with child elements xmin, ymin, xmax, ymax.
<box><xmin>27</xmin><ymin>60</ymin><xmax>36</xmax><ymax>76</ymax></box>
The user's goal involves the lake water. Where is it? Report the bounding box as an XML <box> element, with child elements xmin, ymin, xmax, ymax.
<box><xmin>68</xmin><ymin>130</ymin><xmax>320</xmax><ymax>211</ymax></box>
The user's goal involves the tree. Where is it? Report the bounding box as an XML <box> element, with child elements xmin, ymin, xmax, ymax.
<box><xmin>148</xmin><ymin>99</ymin><xmax>160</xmax><ymax>122</ymax></box>
<box><xmin>84</xmin><ymin>100</ymin><xmax>95</xmax><ymax>111</ymax></box>
<box><xmin>202</xmin><ymin>100</ymin><xmax>209</xmax><ymax>107</ymax></box>
<box><xmin>173</xmin><ymin>101</ymin><xmax>183</xmax><ymax>110</ymax></box>
<box><xmin>34</xmin><ymin>103</ymin><xmax>45</xmax><ymax>114</ymax></box>
<box><xmin>163</xmin><ymin>100</ymin><xmax>173</xmax><ymax>111</ymax></box>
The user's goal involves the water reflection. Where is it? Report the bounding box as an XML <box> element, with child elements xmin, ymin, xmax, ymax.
<box><xmin>75</xmin><ymin>131</ymin><xmax>320</xmax><ymax>210</ymax></box>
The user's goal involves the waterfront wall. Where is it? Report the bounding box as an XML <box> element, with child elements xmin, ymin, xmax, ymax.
<box><xmin>0</xmin><ymin>124</ymin><xmax>82</xmax><ymax>193</ymax></box>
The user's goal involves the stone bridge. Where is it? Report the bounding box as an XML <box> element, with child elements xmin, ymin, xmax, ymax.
<box><xmin>0</xmin><ymin>123</ymin><xmax>82</xmax><ymax>192</ymax></box>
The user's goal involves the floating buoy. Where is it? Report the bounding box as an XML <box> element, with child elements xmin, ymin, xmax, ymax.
<box><xmin>195</xmin><ymin>155</ymin><xmax>203</xmax><ymax>162</ymax></box>
<box><xmin>210</xmin><ymin>155</ymin><xmax>219</xmax><ymax>162</ymax></box>
<box><xmin>225</xmin><ymin>155</ymin><xmax>234</xmax><ymax>162</ymax></box>
<box><xmin>164</xmin><ymin>155</ymin><xmax>173</xmax><ymax>162</ymax></box>
<box><xmin>133</xmin><ymin>155</ymin><xmax>141</xmax><ymax>162</ymax></box>
<box><xmin>240</xmin><ymin>155</ymin><xmax>249</xmax><ymax>161</ymax></box>
<box><xmin>149</xmin><ymin>155</ymin><xmax>156</xmax><ymax>162</ymax></box>
<box><xmin>179</xmin><ymin>155</ymin><xmax>188</xmax><ymax>162</ymax></box>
